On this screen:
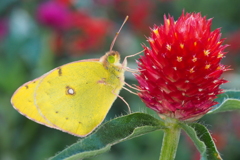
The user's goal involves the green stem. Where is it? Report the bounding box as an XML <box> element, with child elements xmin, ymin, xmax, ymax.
<box><xmin>159</xmin><ymin>124</ymin><xmax>181</xmax><ymax>160</ymax></box>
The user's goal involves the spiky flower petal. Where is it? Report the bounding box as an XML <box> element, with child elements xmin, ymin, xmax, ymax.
<box><xmin>136</xmin><ymin>12</ymin><xmax>228</xmax><ymax>121</ymax></box>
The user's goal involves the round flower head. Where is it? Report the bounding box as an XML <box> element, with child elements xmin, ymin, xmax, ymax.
<box><xmin>136</xmin><ymin>12</ymin><xmax>228</xmax><ymax>121</ymax></box>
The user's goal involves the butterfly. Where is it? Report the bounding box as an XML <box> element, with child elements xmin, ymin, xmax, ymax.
<box><xmin>11</xmin><ymin>16</ymin><xmax>132</xmax><ymax>137</ymax></box>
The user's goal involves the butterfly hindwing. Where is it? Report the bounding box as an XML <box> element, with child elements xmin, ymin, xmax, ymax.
<box><xmin>11</xmin><ymin>77</ymin><xmax>55</xmax><ymax>128</ymax></box>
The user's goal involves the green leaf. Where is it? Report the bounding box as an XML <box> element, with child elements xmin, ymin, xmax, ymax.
<box><xmin>49</xmin><ymin>113</ymin><xmax>166</xmax><ymax>160</ymax></box>
<box><xmin>180</xmin><ymin>123</ymin><xmax>222</xmax><ymax>160</ymax></box>
<box><xmin>208</xmin><ymin>90</ymin><xmax>240</xmax><ymax>114</ymax></box>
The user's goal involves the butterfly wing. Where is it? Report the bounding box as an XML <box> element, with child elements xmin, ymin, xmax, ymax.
<box><xmin>35</xmin><ymin>61</ymin><xmax>122</xmax><ymax>137</ymax></box>
<box><xmin>11</xmin><ymin>77</ymin><xmax>55</xmax><ymax>128</ymax></box>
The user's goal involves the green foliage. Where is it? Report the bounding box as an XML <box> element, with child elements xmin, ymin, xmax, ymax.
<box><xmin>50</xmin><ymin>113</ymin><xmax>166</xmax><ymax>160</ymax></box>
<box><xmin>180</xmin><ymin>123</ymin><xmax>222</xmax><ymax>160</ymax></box>
<box><xmin>208</xmin><ymin>90</ymin><xmax>240</xmax><ymax>114</ymax></box>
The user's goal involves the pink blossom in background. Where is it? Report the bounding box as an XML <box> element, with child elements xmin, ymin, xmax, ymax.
<box><xmin>0</xmin><ymin>19</ymin><xmax>8</xmax><ymax>40</ymax></box>
<box><xmin>51</xmin><ymin>11</ymin><xmax>113</xmax><ymax>56</ymax></box>
<box><xmin>226</xmin><ymin>30</ymin><xmax>240</xmax><ymax>54</ymax></box>
<box><xmin>36</xmin><ymin>1</ymin><xmax>71</xmax><ymax>30</ymax></box>
<box><xmin>114</xmin><ymin>0</ymin><xmax>155</xmax><ymax>34</ymax></box>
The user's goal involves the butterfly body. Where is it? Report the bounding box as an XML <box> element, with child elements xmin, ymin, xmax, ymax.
<box><xmin>11</xmin><ymin>51</ymin><xmax>125</xmax><ymax>137</ymax></box>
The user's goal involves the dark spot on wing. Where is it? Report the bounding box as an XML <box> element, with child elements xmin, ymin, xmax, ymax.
<box><xmin>25</xmin><ymin>85</ymin><xmax>28</xmax><ymax>89</ymax></box>
<box><xmin>55</xmin><ymin>111</ymin><xmax>59</xmax><ymax>114</ymax></box>
<box><xmin>79</xmin><ymin>121</ymin><xmax>82</xmax><ymax>124</ymax></box>
<box><xmin>66</xmin><ymin>117</ymin><xmax>68</xmax><ymax>120</ymax></box>
<box><xmin>33</xmin><ymin>81</ymin><xmax>36</xmax><ymax>83</ymax></box>
<box><xmin>58</xmin><ymin>67</ymin><xmax>62</xmax><ymax>76</ymax></box>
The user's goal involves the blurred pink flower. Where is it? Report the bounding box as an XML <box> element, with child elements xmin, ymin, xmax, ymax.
<box><xmin>55</xmin><ymin>0</ymin><xmax>73</xmax><ymax>6</ymax></box>
<box><xmin>0</xmin><ymin>19</ymin><xmax>8</xmax><ymax>40</ymax></box>
<box><xmin>226</xmin><ymin>30</ymin><xmax>240</xmax><ymax>54</ymax></box>
<box><xmin>51</xmin><ymin>11</ymin><xmax>113</xmax><ymax>56</ymax></box>
<box><xmin>67</xmin><ymin>12</ymin><xmax>112</xmax><ymax>55</ymax></box>
<box><xmin>36</xmin><ymin>1</ymin><xmax>71</xmax><ymax>30</ymax></box>
<box><xmin>114</xmin><ymin>0</ymin><xmax>155</xmax><ymax>34</ymax></box>
<box><xmin>231</xmin><ymin>113</ymin><xmax>240</xmax><ymax>138</ymax></box>
<box><xmin>36</xmin><ymin>1</ymin><xmax>113</xmax><ymax>56</ymax></box>
<box><xmin>211</xmin><ymin>131</ymin><xmax>227</xmax><ymax>151</ymax></box>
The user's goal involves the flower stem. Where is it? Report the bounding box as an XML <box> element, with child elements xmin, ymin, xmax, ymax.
<box><xmin>159</xmin><ymin>125</ymin><xmax>181</xmax><ymax>160</ymax></box>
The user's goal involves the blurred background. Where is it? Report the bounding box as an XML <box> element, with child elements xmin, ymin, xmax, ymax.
<box><xmin>1</xmin><ymin>0</ymin><xmax>240</xmax><ymax>160</ymax></box>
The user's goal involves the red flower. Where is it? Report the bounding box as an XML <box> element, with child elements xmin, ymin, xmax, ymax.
<box><xmin>136</xmin><ymin>12</ymin><xmax>228</xmax><ymax>121</ymax></box>
<box><xmin>226</xmin><ymin>30</ymin><xmax>240</xmax><ymax>53</ymax></box>
<box><xmin>69</xmin><ymin>11</ymin><xmax>113</xmax><ymax>54</ymax></box>
<box><xmin>36</xmin><ymin>1</ymin><xmax>113</xmax><ymax>56</ymax></box>
<box><xmin>55</xmin><ymin>0</ymin><xmax>73</xmax><ymax>6</ymax></box>
<box><xmin>114</xmin><ymin>0</ymin><xmax>155</xmax><ymax>34</ymax></box>
<box><xmin>51</xmin><ymin>11</ymin><xmax>113</xmax><ymax>56</ymax></box>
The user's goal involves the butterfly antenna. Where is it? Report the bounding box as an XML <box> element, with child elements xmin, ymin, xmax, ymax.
<box><xmin>110</xmin><ymin>16</ymin><xmax>129</xmax><ymax>51</ymax></box>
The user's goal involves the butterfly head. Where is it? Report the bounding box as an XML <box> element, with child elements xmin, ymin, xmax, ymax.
<box><xmin>106</xmin><ymin>51</ymin><xmax>120</xmax><ymax>64</ymax></box>
<box><xmin>100</xmin><ymin>50</ymin><xmax>120</xmax><ymax>66</ymax></box>
<box><xmin>100</xmin><ymin>50</ymin><xmax>126</xmax><ymax>73</ymax></box>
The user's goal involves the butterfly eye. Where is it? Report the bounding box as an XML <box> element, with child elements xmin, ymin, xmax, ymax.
<box><xmin>107</xmin><ymin>55</ymin><xmax>115</xmax><ymax>64</ymax></box>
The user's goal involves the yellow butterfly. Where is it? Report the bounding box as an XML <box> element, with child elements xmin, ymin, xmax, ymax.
<box><xmin>11</xmin><ymin>16</ymin><xmax>131</xmax><ymax>137</ymax></box>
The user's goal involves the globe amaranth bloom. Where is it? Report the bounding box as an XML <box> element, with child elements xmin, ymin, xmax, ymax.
<box><xmin>136</xmin><ymin>12</ymin><xmax>229</xmax><ymax>121</ymax></box>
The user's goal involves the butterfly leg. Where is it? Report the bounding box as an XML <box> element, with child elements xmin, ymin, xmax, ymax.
<box><xmin>111</xmin><ymin>90</ymin><xmax>131</xmax><ymax>114</ymax></box>
<box><xmin>124</xmin><ymin>82</ymin><xmax>144</xmax><ymax>92</ymax></box>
